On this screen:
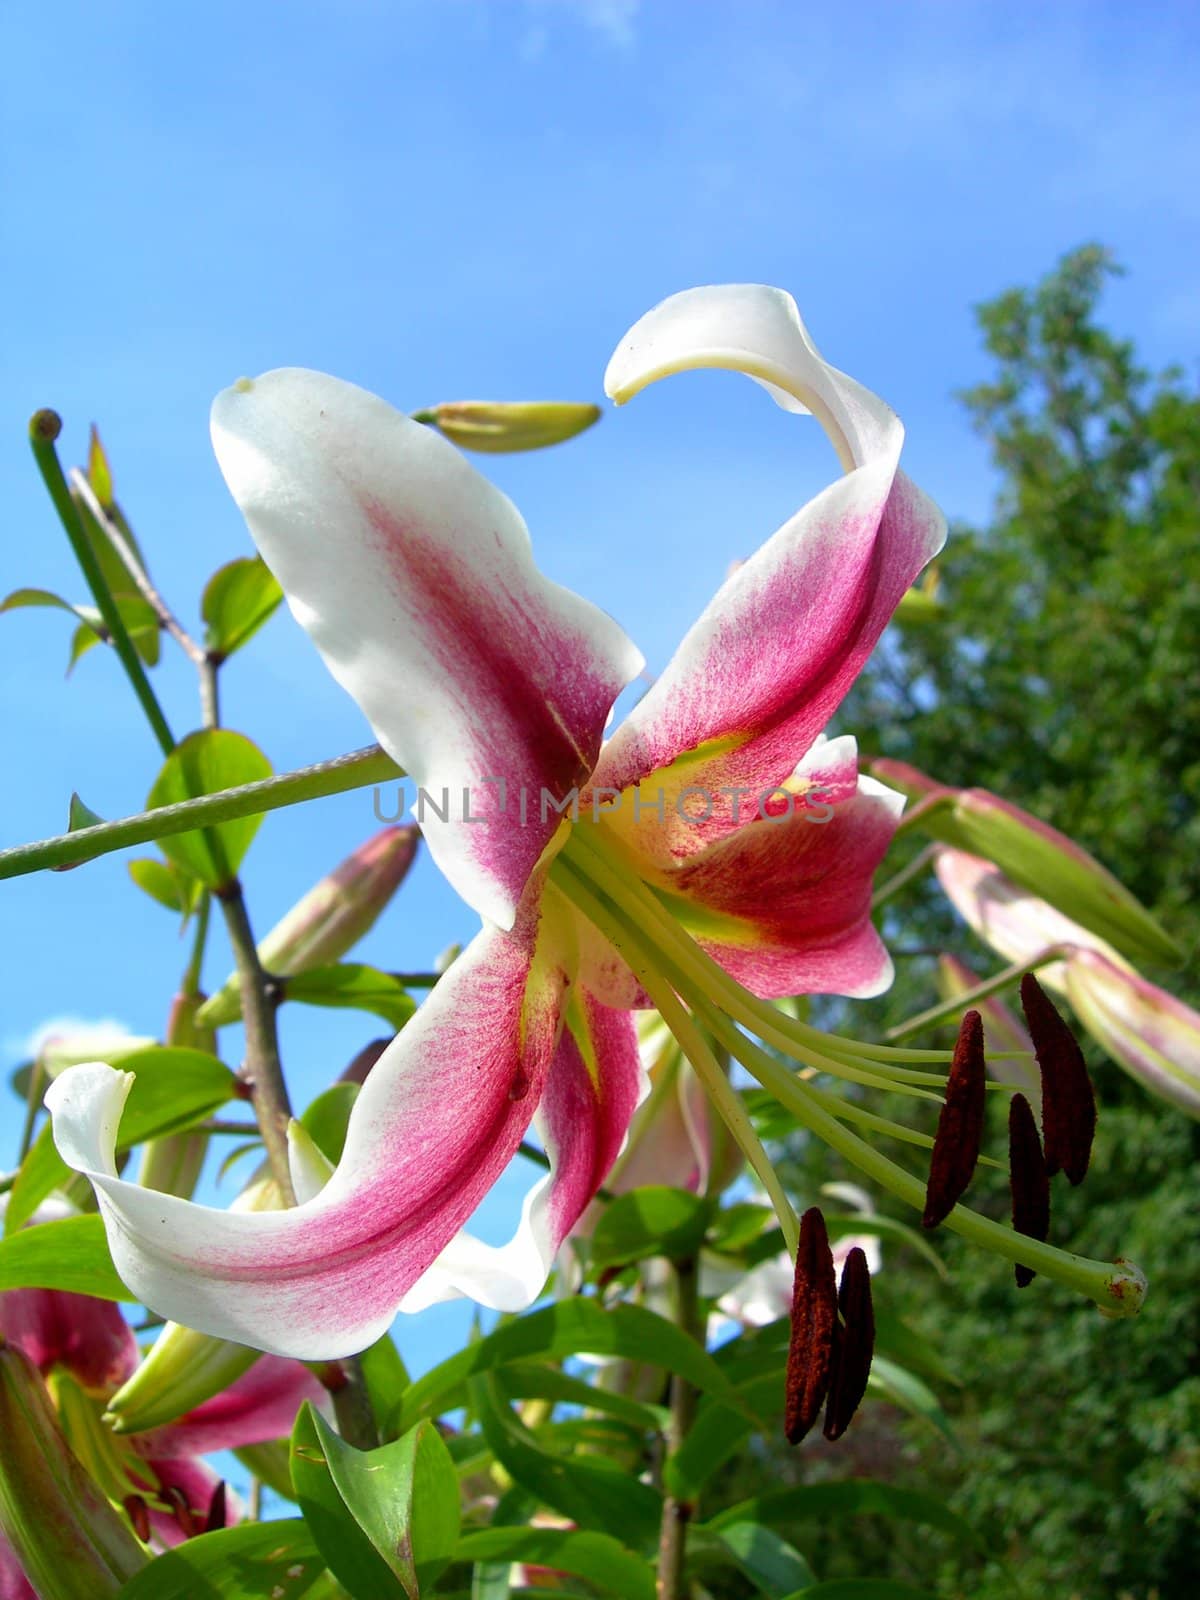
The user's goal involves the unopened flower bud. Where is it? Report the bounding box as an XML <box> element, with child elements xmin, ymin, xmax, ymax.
<box><xmin>873</xmin><ymin>762</ymin><xmax>1179</xmax><ymax>967</ymax></box>
<box><xmin>1064</xmin><ymin>950</ymin><xmax>1200</xmax><ymax>1120</ymax></box>
<box><xmin>0</xmin><ymin>1343</ymin><xmax>146</xmax><ymax>1597</ymax></box>
<box><xmin>136</xmin><ymin>992</ymin><xmax>216</xmax><ymax>1199</ymax></box>
<box><xmin>417</xmin><ymin>400</ymin><xmax>601</xmax><ymax>454</ymax></box>
<box><xmin>198</xmin><ymin>826</ymin><xmax>418</xmax><ymax>1026</ymax></box>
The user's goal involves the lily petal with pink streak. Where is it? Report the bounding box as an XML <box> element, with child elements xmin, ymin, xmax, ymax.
<box><xmin>46</xmin><ymin>911</ymin><xmax>570</xmax><ymax>1359</ymax></box>
<box><xmin>593</xmin><ymin>285</ymin><xmax>944</xmax><ymax>860</ymax></box>
<box><xmin>211</xmin><ymin>370</ymin><xmax>643</xmax><ymax>930</ymax></box>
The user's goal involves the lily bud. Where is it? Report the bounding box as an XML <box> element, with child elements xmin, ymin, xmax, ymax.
<box><xmin>415</xmin><ymin>400</ymin><xmax>601</xmax><ymax>454</ymax></box>
<box><xmin>873</xmin><ymin>762</ymin><xmax>1179</xmax><ymax>967</ymax></box>
<box><xmin>198</xmin><ymin>825</ymin><xmax>418</xmax><ymax>1026</ymax></box>
<box><xmin>35</xmin><ymin>1026</ymin><xmax>155</xmax><ymax>1080</ymax></box>
<box><xmin>105</xmin><ymin>1168</ymin><xmax>283</xmax><ymax>1433</ymax></box>
<box><xmin>0</xmin><ymin>1343</ymin><xmax>146</xmax><ymax>1598</ymax></box>
<box><xmin>136</xmin><ymin>992</ymin><xmax>216</xmax><ymax>1199</ymax></box>
<box><xmin>1064</xmin><ymin>950</ymin><xmax>1200</xmax><ymax>1120</ymax></box>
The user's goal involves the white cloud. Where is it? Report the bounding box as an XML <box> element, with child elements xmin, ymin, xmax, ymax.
<box><xmin>521</xmin><ymin>0</ymin><xmax>640</xmax><ymax>56</ymax></box>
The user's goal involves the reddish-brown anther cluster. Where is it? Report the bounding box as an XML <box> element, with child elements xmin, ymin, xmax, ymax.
<box><xmin>1020</xmin><ymin>973</ymin><xmax>1096</xmax><ymax>1185</ymax></box>
<box><xmin>922</xmin><ymin>1009</ymin><xmax>986</xmax><ymax>1228</ymax></box>
<box><xmin>785</xmin><ymin>1208</ymin><xmax>875</xmax><ymax>1446</ymax></box>
<box><xmin>1008</xmin><ymin>1092</ymin><xmax>1050</xmax><ymax>1288</ymax></box>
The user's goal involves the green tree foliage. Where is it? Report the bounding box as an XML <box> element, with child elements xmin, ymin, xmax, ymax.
<box><xmin>819</xmin><ymin>246</ymin><xmax>1200</xmax><ymax>1597</ymax></box>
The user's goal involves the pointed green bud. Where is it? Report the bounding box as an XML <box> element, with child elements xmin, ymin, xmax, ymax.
<box><xmin>415</xmin><ymin>399</ymin><xmax>601</xmax><ymax>453</ymax></box>
<box><xmin>0</xmin><ymin>1343</ymin><xmax>146</xmax><ymax>1597</ymax></box>
<box><xmin>198</xmin><ymin>825</ymin><xmax>419</xmax><ymax>1026</ymax></box>
<box><xmin>872</xmin><ymin>760</ymin><xmax>1181</xmax><ymax>968</ymax></box>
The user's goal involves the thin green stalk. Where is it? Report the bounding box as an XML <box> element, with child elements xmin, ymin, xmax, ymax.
<box><xmin>657</xmin><ymin>1255</ymin><xmax>701</xmax><ymax>1600</ymax></box>
<box><xmin>871</xmin><ymin>842</ymin><xmax>938</xmax><ymax>910</ymax></box>
<box><xmin>0</xmin><ymin>746</ymin><xmax>403</xmax><ymax>880</ymax></box>
<box><xmin>29</xmin><ymin>411</ymin><xmax>175</xmax><ymax>756</ymax></box>
<box><xmin>885</xmin><ymin>952</ymin><xmax>1069</xmax><ymax>1041</ymax></box>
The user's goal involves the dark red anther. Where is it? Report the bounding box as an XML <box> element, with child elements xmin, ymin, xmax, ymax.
<box><xmin>1009</xmin><ymin>1092</ymin><xmax>1051</xmax><ymax>1288</ymax></box>
<box><xmin>822</xmin><ymin>1245</ymin><xmax>875</xmax><ymax>1441</ymax></box>
<box><xmin>1020</xmin><ymin>973</ymin><xmax>1096</xmax><ymax>1185</ymax></box>
<box><xmin>164</xmin><ymin>1483</ymin><xmax>197</xmax><ymax>1538</ymax></box>
<box><xmin>784</xmin><ymin>1207</ymin><xmax>838</xmax><ymax>1445</ymax></box>
<box><xmin>123</xmin><ymin>1494</ymin><xmax>151</xmax><ymax>1543</ymax></box>
<box><xmin>205</xmin><ymin>1481</ymin><xmax>228</xmax><ymax>1533</ymax></box>
<box><xmin>922</xmin><ymin>1009</ymin><xmax>987</xmax><ymax>1229</ymax></box>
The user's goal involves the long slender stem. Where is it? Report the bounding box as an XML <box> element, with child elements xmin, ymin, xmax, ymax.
<box><xmin>29</xmin><ymin>412</ymin><xmax>175</xmax><ymax>755</ymax></box>
<box><xmin>215</xmin><ymin>882</ymin><xmax>295</xmax><ymax>1203</ymax></box>
<box><xmin>68</xmin><ymin>469</ymin><xmax>206</xmax><ymax>666</ymax></box>
<box><xmin>657</xmin><ymin>1255</ymin><xmax>700</xmax><ymax>1600</ymax></box>
<box><xmin>871</xmin><ymin>842</ymin><xmax>937</xmax><ymax>910</ymax></box>
<box><xmin>0</xmin><ymin>746</ymin><xmax>402</xmax><ymax>880</ymax></box>
<box><xmin>885</xmin><ymin>952</ymin><xmax>1069</xmax><ymax>1041</ymax></box>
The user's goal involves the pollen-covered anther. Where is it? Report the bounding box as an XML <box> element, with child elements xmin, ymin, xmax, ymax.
<box><xmin>822</xmin><ymin>1245</ymin><xmax>876</xmax><ymax>1441</ymax></box>
<box><xmin>1020</xmin><ymin>973</ymin><xmax>1096</xmax><ymax>1185</ymax></box>
<box><xmin>921</xmin><ymin>1008</ymin><xmax>987</xmax><ymax>1229</ymax></box>
<box><xmin>1008</xmin><ymin>1091</ymin><xmax>1050</xmax><ymax>1288</ymax></box>
<box><xmin>784</xmin><ymin>1207</ymin><xmax>838</xmax><ymax>1445</ymax></box>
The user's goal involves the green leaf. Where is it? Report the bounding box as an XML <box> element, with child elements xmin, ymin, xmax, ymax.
<box><xmin>472</xmin><ymin>1373</ymin><xmax>662</xmax><ymax>1552</ymax></box>
<box><xmin>498</xmin><ymin>1361</ymin><xmax>668</xmax><ymax>1432</ymax></box>
<box><xmin>823</xmin><ymin>1213</ymin><xmax>949</xmax><ymax>1280</ymax></box>
<box><xmin>146</xmin><ymin>729</ymin><xmax>272</xmax><ymax>887</ymax></box>
<box><xmin>300</xmin><ymin>1082</ymin><xmax>361</xmax><ymax>1166</ymax></box>
<box><xmin>6</xmin><ymin>1047</ymin><xmax>236</xmax><ymax>1233</ymax></box>
<box><xmin>456</xmin><ymin>1528</ymin><xmax>656</xmax><ymax>1600</ymax></box>
<box><xmin>357</xmin><ymin>1333</ymin><xmax>412</xmax><ymax>1438</ymax></box>
<box><xmin>114</xmin><ymin>1519</ymin><xmax>325</xmax><ymax>1599</ymax></box>
<box><xmin>692</xmin><ymin>1522</ymin><xmax>817</xmax><ymax>1596</ymax></box>
<box><xmin>202</xmin><ymin>556</ymin><xmax>284</xmax><ymax>658</ymax></box>
<box><xmin>233</xmin><ymin>1439</ymin><xmax>296</xmax><ymax>1501</ymax></box>
<box><xmin>872</xmin><ymin>1302</ymin><xmax>960</xmax><ymax>1388</ymax></box>
<box><xmin>65</xmin><ymin>596</ymin><xmax>161</xmax><ymax>672</ymax></box>
<box><xmin>1</xmin><ymin>586</ymin><xmax>82</xmax><ymax>617</ymax></box>
<box><xmin>590</xmin><ymin>1186</ymin><xmax>712</xmax><ymax>1269</ymax></box>
<box><xmin>867</xmin><ymin>1356</ymin><xmax>959</xmax><ymax>1447</ymax></box>
<box><xmin>291</xmin><ymin>1404</ymin><xmax>460</xmax><ymax>1599</ymax></box>
<box><xmin>0</xmin><ymin>1214</ymin><xmax>132</xmax><ymax>1299</ymax></box>
<box><xmin>395</xmin><ymin>1299</ymin><xmax>742</xmax><ymax>1434</ymax></box>
<box><xmin>87</xmin><ymin>424</ymin><xmax>115</xmax><ymax>508</ymax></box>
<box><xmin>127</xmin><ymin>856</ymin><xmax>200</xmax><ymax>915</ymax></box>
<box><xmin>705</xmin><ymin>1202</ymin><xmax>775</xmax><ymax>1256</ymax></box>
<box><xmin>285</xmin><ymin>964</ymin><xmax>417</xmax><ymax>1030</ymax></box>
<box><xmin>707</xmin><ymin>1481</ymin><xmax>981</xmax><ymax>1551</ymax></box>
<box><xmin>68</xmin><ymin>791</ymin><xmax>106</xmax><ymax>831</ymax></box>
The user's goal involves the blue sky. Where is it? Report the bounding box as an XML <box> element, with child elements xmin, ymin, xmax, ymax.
<box><xmin>2</xmin><ymin>0</ymin><xmax>1197</xmax><ymax>1378</ymax></box>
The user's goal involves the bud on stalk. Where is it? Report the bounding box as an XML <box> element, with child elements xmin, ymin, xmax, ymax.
<box><xmin>136</xmin><ymin>991</ymin><xmax>217</xmax><ymax>1199</ymax></box>
<box><xmin>0</xmin><ymin>1343</ymin><xmax>146</xmax><ymax>1598</ymax></box>
<box><xmin>414</xmin><ymin>400</ymin><xmax>601</xmax><ymax>453</ymax></box>
<box><xmin>198</xmin><ymin>825</ymin><xmax>418</xmax><ymax>1026</ymax></box>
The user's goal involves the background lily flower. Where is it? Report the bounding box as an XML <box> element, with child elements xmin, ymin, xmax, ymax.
<box><xmin>47</xmin><ymin>283</ymin><xmax>944</xmax><ymax>1358</ymax></box>
<box><xmin>935</xmin><ymin>848</ymin><xmax>1199</xmax><ymax>1116</ymax></box>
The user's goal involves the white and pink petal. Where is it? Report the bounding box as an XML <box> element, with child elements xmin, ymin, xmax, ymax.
<box><xmin>211</xmin><ymin>370</ymin><xmax>643</xmax><ymax>929</ymax></box>
<box><xmin>45</xmin><ymin>909</ymin><xmax>573</xmax><ymax>1360</ymax></box>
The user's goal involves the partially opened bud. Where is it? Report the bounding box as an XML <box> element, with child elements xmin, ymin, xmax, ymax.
<box><xmin>874</xmin><ymin>762</ymin><xmax>1180</xmax><ymax>967</ymax></box>
<box><xmin>1064</xmin><ymin>950</ymin><xmax>1200</xmax><ymax>1120</ymax></box>
<box><xmin>198</xmin><ymin>825</ymin><xmax>418</xmax><ymax>1026</ymax></box>
<box><xmin>417</xmin><ymin>400</ymin><xmax>601</xmax><ymax>454</ymax></box>
<box><xmin>0</xmin><ymin>1343</ymin><xmax>146</xmax><ymax>1598</ymax></box>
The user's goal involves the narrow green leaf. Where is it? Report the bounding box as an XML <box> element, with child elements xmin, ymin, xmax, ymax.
<box><xmin>146</xmin><ymin>729</ymin><xmax>272</xmax><ymax>887</ymax></box>
<box><xmin>0</xmin><ymin>1215</ymin><xmax>132</xmax><ymax>1300</ymax></box>
<box><xmin>114</xmin><ymin>1519</ymin><xmax>325</xmax><ymax>1599</ymax></box>
<box><xmin>357</xmin><ymin>1332</ymin><xmax>411</xmax><ymax>1437</ymax></box>
<box><xmin>395</xmin><ymin>1299</ymin><xmax>742</xmax><ymax>1433</ymax></box>
<box><xmin>590</xmin><ymin>1186</ymin><xmax>712</xmax><ymax>1269</ymax></box>
<box><xmin>202</xmin><ymin>556</ymin><xmax>284</xmax><ymax>658</ymax></box>
<box><xmin>692</xmin><ymin>1522</ymin><xmax>818</xmax><ymax>1596</ymax></box>
<box><xmin>87</xmin><ymin>424</ymin><xmax>115</xmax><ymax>508</ymax></box>
<box><xmin>456</xmin><ymin>1528</ymin><xmax>656</xmax><ymax>1600</ymax></box>
<box><xmin>472</xmin><ymin>1373</ymin><xmax>662</xmax><ymax>1552</ymax></box>
<box><xmin>127</xmin><ymin>856</ymin><xmax>198</xmax><ymax>914</ymax></box>
<box><xmin>285</xmin><ymin>964</ymin><xmax>417</xmax><ymax>1030</ymax></box>
<box><xmin>867</xmin><ymin>1356</ymin><xmax>959</xmax><ymax>1448</ymax></box>
<box><xmin>823</xmin><ymin>1214</ymin><xmax>949</xmax><ymax>1280</ymax></box>
<box><xmin>498</xmin><ymin>1361</ymin><xmax>668</xmax><ymax>1432</ymax></box>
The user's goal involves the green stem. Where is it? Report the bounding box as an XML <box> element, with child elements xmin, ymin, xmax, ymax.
<box><xmin>657</xmin><ymin>1255</ymin><xmax>700</xmax><ymax>1600</ymax></box>
<box><xmin>216</xmin><ymin>881</ymin><xmax>295</xmax><ymax>1203</ymax></box>
<box><xmin>0</xmin><ymin>746</ymin><xmax>402</xmax><ymax>880</ymax></box>
<box><xmin>871</xmin><ymin>842</ymin><xmax>938</xmax><ymax>911</ymax></box>
<box><xmin>885</xmin><ymin>952</ymin><xmax>1070</xmax><ymax>1041</ymax></box>
<box><xmin>17</xmin><ymin>1060</ymin><xmax>46</xmax><ymax>1162</ymax></box>
<box><xmin>181</xmin><ymin>896</ymin><xmax>211</xmax><ymax>997</ymax></box>
<box><xmin>29</xmin><ymin>411</ymin><xmax>175</xmax><ymax>756</ymax></box>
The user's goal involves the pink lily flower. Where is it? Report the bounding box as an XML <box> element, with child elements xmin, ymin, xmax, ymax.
<box><xmin>47</xmin><ymin>284</ymin><xmax>947</xmax><ymax>1358</ymax></box>
<box><xmin>0</xmin><ymin>1209</ymin><xmax>325</xmax><ymax>1595</ymax></box>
